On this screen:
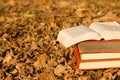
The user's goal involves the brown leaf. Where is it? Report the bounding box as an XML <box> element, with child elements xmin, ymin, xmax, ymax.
<box><xmin>54</xmin><ymin>64</ymin><xmax>67</xmax><ymax>76</ymax></box>
<box><xmin>59</xmin><ymin>1</ymin><xmax>70</xmax><ymax>8</ymax></box>
<box><xmin>23</xmin><ymin>35</ymin><xmax>31</xmax><ymax>43</ymax></box>
<box><xmin>15</xmin><ymin>63</ymin><xmax>24</xmax><ymax>75</ymax></box>
<box><xmin>0</xmin><ymin>16</ymin><xmax>5</xmax><ymax>23</ymax></box>
<box><xmin>30</xmin><ymin>41</ymin><xmax>37</xmax><ymax>50</ymax></box>
<box><xmin>34</xmin><ymin>70</ymin><xmax>56</xmax><ymax>80</ymax></box>
<box><xmin>34</xmin><ymin>53</ymin><xmax>48</xmax><ymax>69</ymax></box>
<box><xmin>75</xmin><ymin>8</ymin><xmax>86</xmax><ymax>18</ymax></box>
<box><xmin>8</xmin><ymin>0</ymin><xmax>15</xmax><ymax>6</ymax></box>
<box><xmin>3</xmin><ymin>49</ymin><xmax>13</xmax><ymax>64</ymax></box>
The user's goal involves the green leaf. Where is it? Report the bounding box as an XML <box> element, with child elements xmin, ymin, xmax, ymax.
<box><xmin>97</xmin><ymin>70</ymin><xmax>103</xmax><ymax>77</ymax></box>
<box><xmin>94</xmin><ymin>2</ymin><xmax>99</xmax><ymax>9</ymax></box>
<box><xmin>86</xmin><ymin>0</ymin><xmax>90</xmax><ymax>3</ymax></box>
<box><xmin>111</xmin><ymin>6</ymin><xmax>117</xmax><ymax>11</ymax></box>
<box><xmin>45</xmin><ymin>0</ymin><xmax>49</xmax><ymax>3</ymax></box>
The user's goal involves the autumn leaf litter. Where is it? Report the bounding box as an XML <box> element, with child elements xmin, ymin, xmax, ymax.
<box><xmin>0</xmin><ymin>0</ymin><xmax>120</xmax><ymax>80</ymax></box>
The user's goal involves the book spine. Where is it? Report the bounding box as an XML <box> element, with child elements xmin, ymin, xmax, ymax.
<box><xmin>74</xmin><ymin>45</ymin><xmax>81</xmax><ymax>67</ymax></box>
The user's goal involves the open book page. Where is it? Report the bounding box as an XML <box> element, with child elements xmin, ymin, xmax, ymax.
<box><xmin>57</xmin><ymin>25</ymin><xmax>101</xmax><ymax>48</ymax></box>
<box><xmin>89</xmin><ymin>22</ymin><xmax>120</xmax><ymax>40</ymax></box>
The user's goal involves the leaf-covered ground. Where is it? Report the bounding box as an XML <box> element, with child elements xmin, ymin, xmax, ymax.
<box><xmin>0</xmin><ymin>0</ymin><xmax>120</xmax><ymax>80</ymax></box>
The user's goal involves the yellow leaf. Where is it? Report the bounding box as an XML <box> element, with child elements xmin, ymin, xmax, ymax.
<box><xmin>23</xmin><ymin>13</ymin><xmax>35</xmax><ymax>18</ymax></box>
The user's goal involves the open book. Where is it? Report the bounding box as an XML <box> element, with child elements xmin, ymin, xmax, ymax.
<box><xmin>57</xmin><ymin>22</ymin><xmax>120</xmax><ymax>48</ymax></box>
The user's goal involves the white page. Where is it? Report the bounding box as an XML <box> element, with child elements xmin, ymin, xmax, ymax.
<box><xmin>89</xmin><ymin>22</ymin><xmax>120</xmax><ymax>40</ymax></box>
<box><xmin>81</xmin><ymin>53</ymin><xmax>120</xmax><ymax>60</ymax></box>
<box><xmin>80</xmin><ymin>60</ymin><xmax>120</xmax><ymax>69</ymax></box>
<box><xmin>57</xmin><ymin>25</ymin><xmax>101</xmax><ymax>48</ymax></box>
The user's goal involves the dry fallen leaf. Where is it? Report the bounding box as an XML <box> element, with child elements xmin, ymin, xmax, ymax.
<box><xmin>54</xmin><ymin>64</ymin><xmax>67</xmax><ymax>76</ymax></box>
<box><xmin>99</xmin><ymin>77</ymin><xmax>106</xmax><ymax>80</ymax></box>
<box><xmin>3</xmin><ymin>49</ymin><xmax>13</xmax><ymax>64</ymax></box>
<box><xmin>75</xmin><ymin>8</ymin><xmax>86</xmax><ymax>18</ymax></box>
<box><xmin>23</xmin><ymin>35</ymin><xmax>31</xmax><ymax>43</ymax></box>
<box><xmin>8</xmin><ymin>0</ymin><xmax>15</xmax><ymax>6</ymax></box>
<box><xmin>59</xmin><ymin>1</ymin><xmax>70</xmax><ymax>8</ymax></box>
<box><xmin>15</xmin><ymin>63</ymin><xmax>24</xmax><ymax>75</ymax></box>
<box><xmin>34</xmin><ymin>70</ymin><xmax>56</xmax><ymax>80</ymax></box>
<box><xmin>34</xmin><ymin>53</ymin><xmax>48</xmax><ymax>69</ymax></box>
<box><xmin>30</xmin><ymin>41</ymin><xmax>38</xmax><ymax>50</ymax></box>
<box><xmin>0</xmin><ymin>0</ymin><xmax>120</xmax><ymax>79</ymax></box>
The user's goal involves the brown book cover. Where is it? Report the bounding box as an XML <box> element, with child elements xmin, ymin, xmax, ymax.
<box><xmin>78</xmin><ymin>40</ymin><xmax>120</xmax><ymax>53</ymax></box>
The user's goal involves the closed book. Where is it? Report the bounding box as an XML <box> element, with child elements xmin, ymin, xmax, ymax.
<box><xmin>74</xmin><ymin>40</ymin><xmax>120</xmax><ymax>70</ymax></box>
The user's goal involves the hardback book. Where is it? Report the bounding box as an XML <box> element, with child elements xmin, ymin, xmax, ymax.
<box><xmin>57</xmin><ymin>21</ymin><xmax>120</xmax><ymax>48</ymax></box>
<box><xmin>74</xmin><ymin>42</ymin><xmax>120</xmax><ymax>70</ymax></box>
<box><xmin>57</xmin><ymin>21</ymin><xmax>120</xmax><ymax>69</ymax></box>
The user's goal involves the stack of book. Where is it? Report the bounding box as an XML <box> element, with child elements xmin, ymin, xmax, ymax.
<box><xmin>74</xmin><ymin>40</ymin><xmax>120</xmax><ymax>70</ymax></box>
<box><xmin>57</xmin><ymin>21</ymin><xmax>120</xmax><ymax>69</ymax></box>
